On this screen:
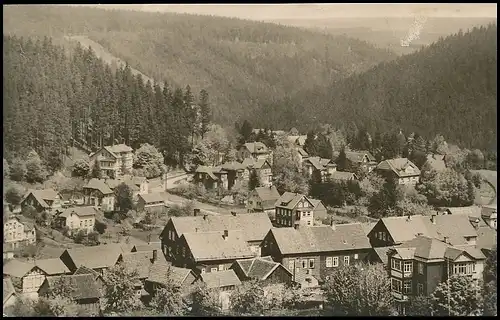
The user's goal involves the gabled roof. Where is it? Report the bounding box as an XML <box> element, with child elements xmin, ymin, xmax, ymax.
<box><xmin>432</xmin><ymin>214</ymin><xmax>478</xmax><ymax>241</ymax></box>
<box><xmin>243</xmin><ymin>142</ymin><xmax>269</xmax><ymax>154</ymax></box>
<box><xmin>253</xmin><ymin>159</ymin><xmax>271</xmax><ymax>169</ymax></box>
<box><xmin>104</xmin><ymin>144</ymin><xmax>133</xmax><ymax>155</ymax></box>
<box><xmin>138</xmin><ymin>192</ymin><xmax>166</xmax><ymax>204</ymax></box>
<box><xmin>62</xmin><ymin>243</ymin><xmax>126</xmax><ymax>270</ymax></box>
<box><xmin>376</xmin><ymin>215</ymin><xmax>438</xmax><ymax>244</ymax></box>
<box><xmin>269</xmin><ymin>223</ymin><xmax>371</xmax><ymax>255</ymax></box>
<box><xmin>253</xmin><ymin>186</ymin><xmax>281</xmax><ymax>210</ymax></box>
<box><xmin>376</xmin><ymin>158</ymin><xmax>421</xmax><ymax>177</ymax></box>
<box><xmin>395</xmin><ymin>236</ymin><xmax>486</xmax><ymax>261</ymax></box>
<box><xmin>221</xmin><ymin>161</ymin><xmax>246</xmax><ymax>171</ymax></box>
<box><xmin>308</xmin><ymin>199</ymin><xmax>325</xmax><ymax>210</ymax></box>
<box><xmin>3</xmin><ymin>258</ymin><xmax>70</xmax><ymax>278</ymax></box>
<box><xmin>275</xmin><ymin>192</ymin><xmax>313</xmax><ymax>210</ymax></box>
<box><xmin>83</xmin><ymin>178</ymin><xmax>114</xmax><ymax>195</ymax></box>
<box><xmin>481</xmin><ymin>204</ymin><xmax>497</xmax><ymax>218</ymax></box>
<box><xmin>105</xmin><ymin>178</ymin><xmax>140</xmax><ymax>191</ymax></box>
<box><xmin>5</xmin><ymin>215</ymin><xmax>35</xmax><ymax>231</ymax></box>
<box><xmin>374</xmin><ymin>246</ymin><xmax>393</xmax><ymax>265</ymax></box>
<box><xmin>305</xmin><ymin>157</ymin><xmax>332</xmax><ymax>170</ymax></box>
<box><xmin>200</xmin><ymin>270</ymin><xmax>241</xmax><ymax>289</ymax></box>
<box><xmin>44</xmin><ymin>274</ymin><xmax>102</xmax><ymax>300</ymax></box>
<box><xmin>331</xmin><ymin>171</ymin><xmax>357</xmax><ymax>181</ymax></box>
<box><xmin>425</xmin><ymin>154</ymin><xmax>447</xmax><ymax>171</ymax></box>
<box><xmin>182</xmin><ymin>230</ymin><xmax>254</xmax><ymax>262</ymax></box>
<box><xmin>3</xmin><ymin>278</ymin><xmax>16</xmax><ymax>304</ymax></box>
<box><xmin>59</xmin><ymin>206</ymin><xmax>97</xmax><ymax>218</ymax></box>
<box><xmin>446</xmin><ymin>206</ymin><xmax>483</xmax><ymax>219</ymax></box>
<box><xmin>166</xmin><ymin>212</ymin><xmax>272</xmax><ymax>243</ymax></box>
<box><xmin>195</xmin><ymin>166</ymin><xmax>224</xmax><ymax>180</ymax></box>
<box><xmin>24</xmin><ymin>189</ymin><xmax>59</xmax><ymax>208</ymax></box>
<box><xmin>119</xmin><ymin>252</ymin><xmax>154</xmax><ymax>279</ymax></box>
<box><xmin>345</xmin><ymin>150</ymin><xmax>376</xmax><ymax>163</ymax></box>
<box><xmin>233</xmin><ymin>257</ymin><xmax>290</xmax><ymax>281</ymax></box>
<box><xmin>147</xmin><ymin>262</ymin><xmax>193</xmax><ymax>288</ymax></box>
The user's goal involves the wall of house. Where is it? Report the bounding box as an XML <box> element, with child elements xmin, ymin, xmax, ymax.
<box><xmin>319</xmin><ymin>249</ymin><xmax>370</xmax><ymax>281</ymax></box>
<box><xmin>398</xmin><ymin>176</ymin><xmax>419</xmax><ymax>185</ymax></box>
<box><xmin>263</xmin><ymin>265</ymin><xmax>293</xmax><ymax>284</ymax></box>
<box><xmin>197</xmin><ymin>260</ymin><xmax>237</xmax><ymax>274</ymax></box>
<box><xmin>282</xmin><ymin>254</ymin><xmax>322</xmax><ymax>281</ymax></box>
<box><xmin>368</xmin><ymin>222</ymin><xmax>396</xmax><ymax>247</ymax></box>
<box><xmin>65</xmin><ymin>214</ymin><xmax>95</xmax><ymax>234</ymax></box>
<box><xmin>4</xmin><ymin>219</ymin><xmax>27</xmax><ymax>242</ymax></box>
<box><xmin>22</xmin><ymin>268</ymin><xmax>46</xmax><ymax>293</ymax></box>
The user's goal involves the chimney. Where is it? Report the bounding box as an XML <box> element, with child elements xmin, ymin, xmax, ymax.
<box><xmin>223</xmin><ymin>229</ymin><xmax>229</xmax><ymax>239</ymax></box>
<box><xmin>203</xmin><ymin>214</ymin><xmax>208</xmax><ymax>220</ymax></box>
<box><xmin>231</xmin><ymin>211</ymin><xmax>236</xmax><ymax>216</ymax></box>
<box><xmin>431</xmin><ymin>214</ymin><xmax>436</xmax><ymax>224</ymax></box>
<box><xmin>194</xmin><ymin>208</ymin><xmax>200</xmax><ymax>217</ymax></box>
<box><xmin>443</xmin><ymin>236</ymin><xmax>449</xmax><ymax>244</ymax></box>
<box><xmin>152</xmin><ymin>249</ymin><xmax>158</xmax><ymax>263</ymax></box>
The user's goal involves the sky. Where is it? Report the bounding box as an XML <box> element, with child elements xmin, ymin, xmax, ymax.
<box><xmin>98</xmin><ymin>4</ymin><xmax>498</xmax><ymax>20</ymax></box>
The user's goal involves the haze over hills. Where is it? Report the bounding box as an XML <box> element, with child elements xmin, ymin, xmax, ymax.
<box><xmin>3</xmin><ymin>5</ymin><xmax>397</xmax><ymax>125</ymax></box>
<box><xmin>260</xmin><ymin>25</ymin><xmax>497</xmax><ymax>151</ymax></box>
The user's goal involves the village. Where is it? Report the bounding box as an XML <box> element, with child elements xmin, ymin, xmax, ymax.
<box><xmin>3</xmin><ymin>126</ymin><xmax>497</xmax><ymax>316</ymax></box>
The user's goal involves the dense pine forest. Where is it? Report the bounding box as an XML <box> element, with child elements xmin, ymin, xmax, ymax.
<box><xmin>3</xmin><ymin>5</ymin><xmax>397</xmax><ymax>124</ymax></box>
<box><xmin>3</xmin><ymin>35</ymin><xmax>209</xmax><ymax>168</ymax></box>
<box><xmin>262</xmin><ymin>25</ymin><xmax>497</xmax><ymax>151</ymax></box>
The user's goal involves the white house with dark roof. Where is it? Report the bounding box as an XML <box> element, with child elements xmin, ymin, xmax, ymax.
<box><xmin>3</xmin><ymin>258</ymin><xmax>70</xmax><ymax>293</ymax></box>
<box><xmin>4</xmin><ymin>215</ymin><xmax>36</xmax><ymax>249</ymax></box>
<box><xmin>89</xmin><ymin>144</ymin><xmax>133</xmax><ymax>179</ymax></box>
<box><xmin>344</xmin><ymin>150</ymin><xmax>378</xmax><ymax>173</ymax></box>
<box><xmin>82</xmin><ymin>178</ymin><xmax>115</xmax><ymax>212</ymax></box>
<box><xmin>303</xmin><ymin>156</ymin><xmax>337</xmax><ymax>181</ymax></box>
<box><xmin>237</xmin><ymin>142</ymin><xmax>272</xmax><ymax>163</ymax></box>
<box><xmin>376</xmin><ymin>158</ymin><xmax>421</xmax><ymax>185</ymax></box>
<box><xmin>21</xmin><ymin>189</ymin><xmax>62</xmax><ymax>213</ymax></box>
<box><xmin>55</xmin><ymin>206</ymin><xmax>97</xmax><ymax>235</ymax></box>
<box><xmin>137</xmin><ymin>192</ymin><xmax>168</xmax><ymax>213</ymax></box>
<box><xmin>260</xmin><ymin>222</ymin><xmax>372</xmax><ymax>284</ymax></box>
<box><xmin>274</xmin><ymin>192</ymin><xmax>316</xmax><ymax>227</ymax></box>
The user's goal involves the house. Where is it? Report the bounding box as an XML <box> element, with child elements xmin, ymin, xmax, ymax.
<box><xmin>73</xmin><ymin>266</ymin><xmax>106</xmax><ymax>291</ymax></box>
<box><xmin>330</xmin><ymin>171</ymin><xmax>358</xmax><ymax>182</ymax></box>
<box><xmin>3</xmin><ymin>278</ymin><xmax>18</xmax><ymax>312</ymax></box>
<box><xmin>3</xmin><ymin>243</ymin><xmax>15</xmax><ymax>260</ymax></box>
<box><xmin>160</xmin><ymin>212</ymin><xmax>272</xmax><ymax>261</ymax></box>
<box><xmin>274</xmin><ymin>192</ymin><xmax>316</xmax><ymax>227</ymax></box>
<box><xmin>423</xmin><ymin>154</ymin><xmax>447</xmax><ymax>172</ymax></box>
<box><xmin>200</xmin><ymin>269</ymin><xmax>242</xmax><ymax>291</ymax></box>
<box><xmin>3</xmin><ymin>258</ymin><xmax>70</xmax><ymax>293</ymax></box>
<box><xmin>137</xmin><ymin>193</ymin><xmax>167</xmax><ymax>213</ymax></box>
<box><xmin>247</xmin><ymin>186</ymin><xmax>281</xmax><ymax>215</ymax></box>
<box><xmin>367</xmin><ymin>214</ymin><xmax>479</xmax><ymax>248</ymax></box>
<box><xmin>387</xmin><ymin>235</ymin><xmax>486</xmax><ymax>315</ymax></box>
<box><xmin>303</xmin><ymin>157</ymin><xmax>337</xmax><ymax>181</ymax></box>
<box><xmin>260</xmin><ymin>222</ymin><xmax>372</xmax><ymax>284</ymax></box>
<box><xmin>345</xmin><ymin>150</ymin><xmax>378</xmax><ymax>173</ymax></box>
<box><xmin>89</xmin><ymin>144</ymin><xmax>133</xmax><ymax>179</ymax></box>
<box><xmin>39</xmin><ymin>274</ymin><xmax>102</xmax><ymax>315</ymax></box>
<box><xmin>481</xmin><ymin>204</ymin><xmax>497</xmax><ymax>229</ymax></box>
<box><xmin>444</xmin><ymin>206</ymin><xmax>488</xmax><ymax>229</ymax></box>
<box><xmin>105</xmin><ymin>175</ymin><xmax>148</xmax><ymax>201</ymax></box>
<box><xmin>176</xmin><ymin>229</ymin><xmax>255</xmax><ymax>274</ymax></box>
<box><xmin>59</xmin><ymin>243</ymin><xmax>127</xmax><ymax>274</ymax></box>
<box><xmin>21</xmin><ymin>189</ymin><xmax>62</xmax><ymax>213</ymax></box>
<box><xmin>194</xmin><ymin>166</ymin><xmax>228</xmax><ymax>190</ymax></box>
<box><xmin>145</xmin><ymin>262</ymin><xmax>197</xmax><ymax>297</ymax></box>
<box><xmin>54</xmin><ymin>206</ymin><xmax>97</xmax><ymax>235</ymax></box>
<box><xmin>287</xmin><ymin>135</ymin><xmax>307</xmax><ymax>147</ymax></box>
<box><xmin>116</xmin><ymin>250</ymin><xmax>161</xmax><ymax>300</ymax></box>
<box><xmin>231</xmin><ymin>256</ymin><xmax>293</xmax><ymax>284</ymax></box>
<box><xmin>376</xmin><ymin>158</ymin><xmax>421</xmax><ymax>185</ymax></box>
<box><xmin>3</xmin><ymin>216</ymin><xmax>36</xmax><ymax>249</ymax></box>
<box><xmin>248</xmin><ymin>159</ymin><xmax>273</xmax><ymax>187</ymax></box>
<box><xmin>237</xmin><ymin>142</ymin><xmax>271</xmax><ymax>162</ymax></box>
<box><xmin>82</xmin><ymin>178</ymin><xmax>115</xmax><ymax>212</ymax></box>
<box><xmin>309</xmin><ymin>199</ymin><xmax>328</xmax><ymax>221</ymax></box>
<box><xmin>221</xmin><ymin>161</ymin><xmax>248</xmax><ymax>190</ymax></box>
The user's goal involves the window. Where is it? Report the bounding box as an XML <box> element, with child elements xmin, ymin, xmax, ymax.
<box><xmin>391</xmin><ymin>278</ymin><xmax>402</xmax><ymax>293</ymax></box>
<box><xmin>354</xmin><ymin>254</ymin><xmax>359</xmax><ymax>260</ymax></box>
<box><xmin>288</xmin><ymin>259</ymin><xmax>295</xmax><ymax>271</ymax></box>
<box><xmin>333</xmin><ymin>257</ymin><xmax>339</xmax><ymax>267</ymax></box>
<box><xmin>307</xmin><ymin>221</ymin><xmax>311</xmax><ymax>226</ymax></box>
<box><xmin>391</xmin><ymin>258</ymin><xmax>402</xmax><ymax>271</ymax></box>
<box><xmin>344</xmin><ymin>256</ymin><xmax>350</xmax><ymax>266</ymax></box>
<box><xmin>404</xmin><ymin>261</ymin><xmax>413</xmax><ymax>273</ymax></box>
<box><xmin>326</xmin><ymin>257</ymin><xmax>333</xmax><ymax>268</ymax></box>
<box><xmin>211</xmin><ymin>268</ymin><xmax>218</xmax><ymax>272</ymax></box>
<box><xmin>418</xmin><ymin>262</ymin><xmax>424</xmax><ymax>275</ymax></box>
<box><xmin>453</xmin><ymin>262</ymin><xmax>471</xmax><ymax>275</ymax></box>
<box><xmin>181</xmin><ymin>247</ymin><xmax>185</xmax><ymax>257</ymax></box>
<box><xmin>309</xmin><ymin>259</ymin><xmax>315</xmax><ymax>269</ymax></box>
<box><xmin>417</xmin><ymin>283</ymin><xmax>424</xmax><ymax>295</ymax></box>
<box><xmin>218</xmin><ymin>264</ymin><xmax>224</xmax><ymax>271</ymax></box>
<box><xmin>382</xmin><ymin>232</ymin><xmax>387</xmax><ymax>241</ymax></box>
<box><xmin>301</xmin><ymin>260</ymin><xmax>307</xmax><ymax>268</ymax></box>
<box><xmin>403</xmin><ymin>280</ymin><xmax>412</xmax><ymax>294</ymax></box>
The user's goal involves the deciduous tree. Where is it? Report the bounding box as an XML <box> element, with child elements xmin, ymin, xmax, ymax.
<box><xmin>190</xmin><ymin>283</ymin><xmax>222</xmax><ymax>316</ymax></box>
<box><xmin>149</xmin><ymin>269</ymin><xmax>187</xmax><ymax>316</ymax></box>
<box><xmin>248</xmin><ymin>169</ymin><xmax>261</xmax><ymax>191</ymax></box>
<box><xmin>430</xmin><ymin>274</ymin><xmax>483</xmax><ymax>316</ymax></box>
<box><xmin>114</xmin><ymin>182</ymin><xmax>134</xmax><ymax>213</ymax></box>
<box><xmin>5</xmin><ymin>185</ymin><xmax>24</xmax><ymax>206</ymax></box>
<box><xmin>230</xmin><ymin>280</ymin><xmax>266</xmax><ymax>316</ymax></box>
<box><xmin>25</xmin><ymin>150</ymin><xmax>48</xmax><ymax>183</ymax></box>
<box><xmin>101</xmin><ymin>264</ymin><xmax>142</xmax><ymax>314</ymax></box>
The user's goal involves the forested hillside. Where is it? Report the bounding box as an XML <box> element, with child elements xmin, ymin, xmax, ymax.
<box><xmin>3</xmin><ymin>5</ymin><xmax>397</xmax><ymax>124</ymax></box>
<box><xmin>262</xmin><ymin>24</ymin><xmax>497</xmax><ymax>151</ymax></box>
<box><xmin>3</xmin><ymin>35</ymin><xmax>209</xmax><ymax>168</ymax></box>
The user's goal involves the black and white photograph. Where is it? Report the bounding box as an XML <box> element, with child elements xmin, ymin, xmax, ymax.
<box><xmin>2</xmin><ymin>3</ymin><xmax>497</xmax><ymax>317</ymax></box>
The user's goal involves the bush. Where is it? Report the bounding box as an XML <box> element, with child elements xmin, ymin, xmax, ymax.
<box><xmin>73</xmin><ymin>230</ymin><xmax>86</xmax><ymax>244</ymax></box>
<box><xmin>168</xmin><ymin>201</ymin><xmax>195</xmax><ymax>217</ymax></box>
<box><xmin>94</xmin><ymin>220</ymin><xmax>108</xmax><ymax>234</ymax></box>
<box><xmin>71</xmin><ymin>159</ymin><xmax>90</xmax><ymax>177</ymax></box>
<box><xmin>85</xmin><ymin>231</ymin><xmax>100</xmax><ymax>246</ymax></box>
<box><xmin>5</xmin><ymin>185</ymin><xmax>24</xmax><ymax>206</ymax></box>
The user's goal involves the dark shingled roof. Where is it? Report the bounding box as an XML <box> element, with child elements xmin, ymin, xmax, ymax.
<box><xmin>182</xmin><ymin>230</ymin><xmax>254</xmax><ymax>262</ymax></box>
<box><xmin>45</xmin><ymin>274</ymin><xmax>102</xmax><ymax>300</ymax></box>
<box><xmin>73</xmin><ymin>266</ymin><xmax>100</xmax><ymax>279</ymax></box>
<box><xmin>476</xmin><ymin>226</ymin><xmax>497</xmax><ymax>251</ymax></box>
<box><xmin>269</xmin><ymin>223</ymin><xmax>371</xmax><ymax>255</ymax></box>
<box><xmin>376</xmin><ymin>158</ymin><xmax>421</xmax><ymax>178</ymax></box>
<box><xmin>23</xmin><ymin>189</ymin><xmax>59</xmax><ymax>208</ymax></box>
<box><xmin>201</xmin><ymin>270</ymin><xmax>242</xmax><ymax>289</ymax></box>
<box><xmin>166</xmin><ymin>212</ymin><xmax>272</xmax><ymax>243</ymax></box>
